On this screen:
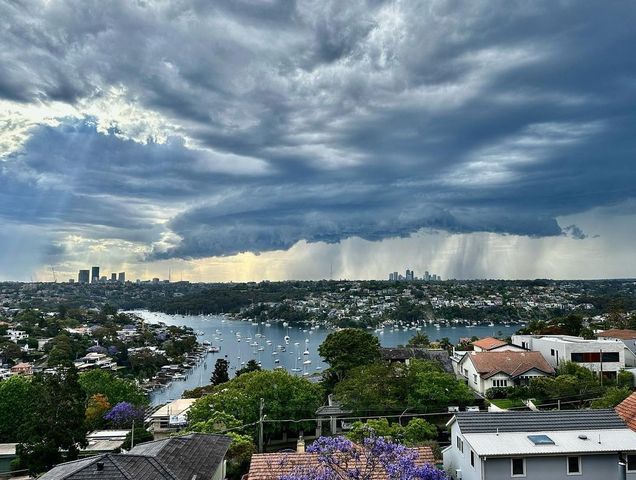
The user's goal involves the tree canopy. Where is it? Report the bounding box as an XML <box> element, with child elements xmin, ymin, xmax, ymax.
<box><xmin>78</xmin><ymin>369</ymin><xmax>147</xmax><ymax>407</ymax></box>
<box><xmin>318</xmin><ymin>329</ymin><xmax>380</xmax><ymax>381</ymax></box>
<box><xmin>335</xmin><ymin>359</ymin><xmax>473</xmax><ymax>414</ymax></box>
<box><xmin>188</xmin><ymin>369</ymin><xmax>323</xmax><ymax>439</ymax></box>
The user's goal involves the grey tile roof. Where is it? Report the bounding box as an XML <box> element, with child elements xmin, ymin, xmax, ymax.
<box><xmin>130</xmin><ymin>433</ymin><xmax>232</xmax><ymax>480</ymax></box>
<box><xmin>38</xmin><ymin>434</ymin><xmax>231</xmax><ymax>480</ymax></box>
<box><xmin>455</xmin><ymin>409</ymin><xmax>628</xmax><ymax>434</ymax></box>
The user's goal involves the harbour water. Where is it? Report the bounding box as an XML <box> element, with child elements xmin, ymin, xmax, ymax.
<box><xmin>130</xmin><ymin>311</ymin><xmax>520</xmax><ymax>405</ymax></box>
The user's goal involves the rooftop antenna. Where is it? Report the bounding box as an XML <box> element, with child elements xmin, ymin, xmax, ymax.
<box><xmin>50</xmin><ymin>266</ymin><xmax>57</xmax><ymax>283</ymax></box>
<box><xmin>168</xmin><ymin>268</ymin><xmax>171</xmax><ymax>282</ymax></box>
<box><xmin>330</xmin><ymin>261</ymin><xmax>333</xmax><ymax>281</ymax></box>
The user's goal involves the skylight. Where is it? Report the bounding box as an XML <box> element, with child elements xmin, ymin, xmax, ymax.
<box><xmin>527</xmin><ymin>435</ymin><xmax>555</xmax><ymax>445</ymax></box>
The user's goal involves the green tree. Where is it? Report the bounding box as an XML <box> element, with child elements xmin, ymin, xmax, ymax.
<box><xmin>211</xmin><ymin>358</ymin><xmax>230</xmax><ymax>385</ymax></box>
<box><xmin>407</xmin><ymin>333</ymin><xmax>430</xmax><ymax>348</ymax></box>
<box><xmin>79</xmin><ymin>370</ymin><xmax>147</xmax><ymax>407</ymax></box>
<box><xmin>318</xmin><ymin>329</ymin><xmax>380</xmax><ymax>381</ymax></box>
<box><xmin>618</xmin><ymin>370</ymin><xmax>634</xmax><ymax>388</ymax></box>
<box><xmin>591</xmin><ymin>387</ymin><xmax>631</xmax><ymax>408</ymax></box>
<box><xmin>236</xmin><ymin>359</ymin><xmax>261</xmax><ymax>377</ymax></box>
<box><xmin>188</xmin><ymin>370</ymin><xmax>323</xmax><ymax>440</ymax></box>
<box><xmin>346</xmin><ymin>417</ymin><xmax>436</xmax><ymax>446</ymax></box>
<box><xmin>0</xmin><ymin>376</ymin><xmax>41</xmax><ymax>442</ymax></box>
<box><xmin>16</xmin><ymin>368</ymin><xmax>87</xmax><ymax>474</ymax></box>
<box><xmin>334</xmin><ymin>362</ymin><xmax>407</xmax><ymax>413</ymax></box>
<box><xmin>406</xmin><ymin>360</ymin><xmax>474</xmax><ymax>411</ymax></box>
<box><xmin>402</xmin><ymin>418</ymin><xmax>438</xmax><ymax>445</ymax></box>
<box><xmin>0</xmin><ymin>341</ymin><xmax>23</xmax><ymax>363</ymax></box>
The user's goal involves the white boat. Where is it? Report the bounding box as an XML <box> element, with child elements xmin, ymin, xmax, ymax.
<box><xmin>208</xmin><ymin>346</ymin><xmax>220</xmax><ymax>353</ymax></box>
<box><xmin>303</xmin><ymin>359</ymin><xmax>311</xmax><ymax>365</ymax></box>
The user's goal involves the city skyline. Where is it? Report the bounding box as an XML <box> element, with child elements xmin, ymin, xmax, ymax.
<box><xmin>1</xmin><ymin>2</ymin><xmax>635</xmax><ymax>282</ymax></box>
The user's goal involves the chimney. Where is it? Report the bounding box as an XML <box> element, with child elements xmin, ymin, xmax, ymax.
<box><xmin>297</xmin><ymin>435</ymin><xmax>305</xmax><ymax>453</ymax></box>
<box><xmin>96</xmin><ymin>462</ymin><xmax>104</xmax><ymax>471</ymax></box>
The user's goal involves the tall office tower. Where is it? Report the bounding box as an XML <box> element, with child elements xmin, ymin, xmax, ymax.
<box><xmin>118</xmin><ymin>272</ymin><xmax>126</xmax><ymax>283</ymax></box>
<box><xmin>91</xmin><ymin>266</ymin><xmax>100</xmax><ymax>283</ymax></box>
<box><xmin>78</xmin><ymin>270</ymin><xmax>90</xmax><ymax>284</ymax></box>
<box><xmin>111</xmin><ymin>273</ymin><xmax>117</xmax><ymax>281</ymax></box>
<box><xmin>424</xmin><ymin>271</ymin><xmax>430</xmax><ymax>281</ymax></box>
<box><xmin>389</xmin><ymin>273</ymin><xmax>394</xmax><ymax>280</ymax></box>
<box><xmin>405</xmin><ymin>269</ymin><xmax>410</xmax><ymax>280</ymax></box>
<box><xmin>393</xmin><ymin>271</ymin><xmax>398</xmax><ymax>281</ymax></box>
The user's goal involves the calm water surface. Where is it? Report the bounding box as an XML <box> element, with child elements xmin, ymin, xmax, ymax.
<box><xmin>129</xmin><ymin>311</ymin><xmax>520</xmax><ymax>405</ymax></box>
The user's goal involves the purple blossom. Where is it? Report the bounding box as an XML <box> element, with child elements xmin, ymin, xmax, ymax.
<box><xmin>280</xmin><ymin>436</ymin><xmax>447</xmax><ymax>480</ymax></box>
<box><xmin>103</xmin><ymin>401</ymin><xmax>145</xmax><ymax>427</ymax></box>
<box><xmin>107</xmin><ymin>345</ymin><xmax>119</xmax><ymax>355</ymax></box>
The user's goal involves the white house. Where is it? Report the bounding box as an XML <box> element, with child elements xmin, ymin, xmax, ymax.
<box><xmin>456</xmin><ymin>350</ymin><xmax>554</xmax><ymax>394</ymax></box>
<box><xmin>512</xmin><ymin>334</ymin><xmax>625</xmax><ymax>380</ymax></box>
<box><xmin>443</xmin><ymin>410</ymin><xmax>636</xmax><ymax>480</ymax></box>
<box><xmin>597</xmin><ymin>329</ymin><xmax>636</xmax><ymax>367</ymax></box>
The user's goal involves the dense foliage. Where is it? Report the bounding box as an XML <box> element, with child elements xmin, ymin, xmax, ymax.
<box><xmin>334</xmin><ymin>360</ymin><xmax>474</xmax><ymax>414</ymax></box>
<box><xmin>188</xmin><ymin>370</ymin><xmax>323</xmax><ymax>439</ymax></box>
<box><xmin>318</xmin><ymin>329</ymin><xmax>380</xmax><ymax>381</ymax></box>
<box><xmin>15</xmin><ymin>369</ymin><xmax>87</xmax><ymax>474</ymax></box>
<box><xmin>78</xmin><ymin>369</ymin><xmax>147</xmax><ymax>407</ymax></box>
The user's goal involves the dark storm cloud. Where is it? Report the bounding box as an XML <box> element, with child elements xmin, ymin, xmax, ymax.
<box><xmin>1</xmin><ymin>0</ymin><xmax>636</xmax><ymax>260</ymax></box>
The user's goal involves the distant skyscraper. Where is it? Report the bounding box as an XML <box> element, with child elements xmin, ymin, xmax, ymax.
<box><xmin>78</xmin><ymin>270</ymin><xmax>90</xmax><ymax>284</ymax></box>
<box><xmin>111</xmin><ymin>273</ymin><xmax>117</xmax><ymax>281</ymax></box>
<box><xmin>91</xmin><ymin>266</ymin><xmax>100</xmax><ymax>283</ymax></box>
<box><xmin>424</xmin><ymin>271</ymin><xmax>430</xmax><ymax>281</ymax></box>
<box><xmin>118</xmin><ymin>272</ymin><xmax>126</xmax><ymax>283</ymax></box>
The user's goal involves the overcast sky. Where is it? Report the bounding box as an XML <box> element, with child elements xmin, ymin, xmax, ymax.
<box><xmin>1</xmin><ymin>0</ymin><xmax>635</xmax><ymax>282</ymax></box>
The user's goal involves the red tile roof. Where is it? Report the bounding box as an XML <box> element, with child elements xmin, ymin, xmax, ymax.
<box><xmin>472</xmin><ymin>337</ymin><xmax>507</xmax><ymax>351</ymax></box>
<box><xmin>598</xmin><ymin>329</ymin><xmax>636</xmax><ymax>340</ymax></box>
<box><xmin>247</xmin><ymin>446</ymin><xmax>435</xmax><ymax>480</ymax></box>
<box><xmin>616</xmin><ymin>393</ymin><xmax>636</xmax><ymax>431</ymax></box>
<box><xmin>465</xmin><ymin>351</ymin><xmax>554</xmax><ymax>379</ymax></box>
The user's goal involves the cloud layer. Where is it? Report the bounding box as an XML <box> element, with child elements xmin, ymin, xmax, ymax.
<box><xmin>1</xmin><ymin>0</ymin><xmax>635</xmax><ymax>277</ymax></box>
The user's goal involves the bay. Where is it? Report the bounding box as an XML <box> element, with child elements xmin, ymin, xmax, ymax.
<box><xmin>129</xmin><ymin>310</ymin><xmax>520</xmax><ymax>405</ymax></box>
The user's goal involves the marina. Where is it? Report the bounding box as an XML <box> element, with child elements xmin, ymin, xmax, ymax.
<box><xmin>129</xmin><ymin>310</ymin><xmax>521</xmax><ymax>405</ymax></box>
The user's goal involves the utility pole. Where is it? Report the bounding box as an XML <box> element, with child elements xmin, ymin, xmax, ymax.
<box><xmin>131</xmin><ymin>419</ymin><xmax>135</xmax><ymax>449</ymax></box>
<box><xmin>258</xmin><ymin>398</ymin><xmax>264</xmax><ymax>453</ymax></box>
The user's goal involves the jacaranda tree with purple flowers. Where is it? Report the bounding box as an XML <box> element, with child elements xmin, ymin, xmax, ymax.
<box><xmin>103</xmin><ymin>401</ymin><xmax>145</xmax><ymax>428</ymax></box>
<box><xmin>278</xmin><ymin>436</ymin><xmax>447</xmax><ymax>480</ymax></box>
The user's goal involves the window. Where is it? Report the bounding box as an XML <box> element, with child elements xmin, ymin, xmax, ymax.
<box><xmin>473</xmin><ymin>374</ymin><xmax>477</xmax><ymax>384</ymax></box>
<box><xmin>493</xmin><ymin>379</ymin><xmax>508</xmax><ymax>387</ymax></box>
<box><xmin>470</xmin><ymin>450</ymin><xmax>475</xmax><ymax>467</ymax></box>
<box><xmin>567</xmin><ymin>456</ymin><xmax>581</xmax><ymax>475</ymax></box>
<box><xmin>456</xmin><ymin>436</ymin><xmax>463</xmax><ymax>453</ymax></box>
<box><xmin>571</xmin><ymin>352</ymin><xmax>601</xmax><ymax>363</ymax></box>
<box><xmin>627</xmin><ymin>454</ymin><xmax>636</xmax><ymax>472</ymax></box>
<box><xmin>602</xmin><ymin>352</ymin><xmax>620</xmax><ymax>362</ymax></box>
<box><xmin>551</xmin><ymin>349</ymin><xmax>555</xmax><ymax>357</ymax></box>
<box><xmin>511</xmin><ymin>458</ymin><xmax>525</xmax><ymax>477</ymax></box>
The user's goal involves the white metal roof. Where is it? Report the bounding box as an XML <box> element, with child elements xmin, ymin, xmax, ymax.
<box><xmin>150</xmin><ymin>398</ymin><xmax>197</xmax><ymax>418</ymax></box>
<box><xmin>464</xmin><ymin>429</ymin><xmax>636</xmax><ymax>457</ymax></box>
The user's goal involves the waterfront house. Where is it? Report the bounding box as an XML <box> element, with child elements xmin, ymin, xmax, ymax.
<box><xmin>512</xmin><ymin>334</ymin><xmax>625</xmax><ymax>380</ymax></box>
<box><xmin>39</xmin><ymin>433</ymin><xmax>231</xmax><ymax>480</ymax></box>
<box><xmin>456</xmin><ymin>351</ymin><xmax>554</xmax><ymax>394</ymax></box>
<box><xmin>148</xmin><ymin>398</ymin><xmax>197</xmax><ymax>438</ymax></box>
<box><xmin>443</xmin><ymin>409</ymin><xmax>636</xmax><ymax>480</ymax></box>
